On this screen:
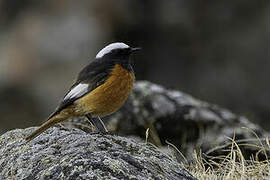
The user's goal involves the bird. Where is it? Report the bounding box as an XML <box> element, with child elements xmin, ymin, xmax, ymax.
<box><xmin>25</xmin><ymin>42</ymin><xmax>140</xmax><ymax>142</ymax></box>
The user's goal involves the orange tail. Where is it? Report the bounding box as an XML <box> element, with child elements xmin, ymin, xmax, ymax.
<box><xmin>25</xmin><ymin>114</ymin><xmax>67</xmax><ymax>142</ymax></box>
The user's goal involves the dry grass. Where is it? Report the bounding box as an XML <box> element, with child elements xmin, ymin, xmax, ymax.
<box><xmin>184</xmin><ymin>128</ymin><xmax>270</xmax><ymax>180</ymax></box>
<box><xmin>76</xmin><ymin>123</ymin><xmax>270</xmax><ymax>179</ymax></box>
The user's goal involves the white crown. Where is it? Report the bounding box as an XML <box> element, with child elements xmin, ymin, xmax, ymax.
<box><xmin>96</xmin><ymin>42</ymin><xmax>130</xmax><ymax>58</ymax></box>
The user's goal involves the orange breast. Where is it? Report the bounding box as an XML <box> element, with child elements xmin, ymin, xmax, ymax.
<box><xmin>75</xmin><ymin>64</ymin><xmax>135</xmax><ymax>117</ymax></box>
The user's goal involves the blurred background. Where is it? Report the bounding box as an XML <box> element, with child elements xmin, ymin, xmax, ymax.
<box><xmin>0</xmin><ymin>0</ymin><xmax>270</xmax><ymax>134</ymax></box>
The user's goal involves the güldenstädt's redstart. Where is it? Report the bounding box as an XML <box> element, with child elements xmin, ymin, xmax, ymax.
<box><xmin>25</xmin><ymin>42</ymin><xmax>140</xmax><ymax>142</ymax></box>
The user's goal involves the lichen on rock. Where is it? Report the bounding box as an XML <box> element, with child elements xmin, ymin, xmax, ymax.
<box><xmin>0</xmin><ymin>127</ymin><xmax>196</xmax><ymax>180</ymax></box>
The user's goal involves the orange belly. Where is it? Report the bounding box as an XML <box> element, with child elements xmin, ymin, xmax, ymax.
<box><xmin>75</xmin><ymin>64</ymin><xmax>135</xmax><ymax>117</ymax></box>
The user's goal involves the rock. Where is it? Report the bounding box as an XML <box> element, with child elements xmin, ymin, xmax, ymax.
<box><xmin>0</xmin><ymin>127</ymin><xmax>196</xmax><ymax>180</ymax></box>
<box><xmin>100</xmin><ymin>81</ymin><xmax>270</xmax><ymax>161</ymax></box>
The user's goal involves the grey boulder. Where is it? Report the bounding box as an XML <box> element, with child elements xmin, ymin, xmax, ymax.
<box><xmin>0</xmin><ymin>127</ymin><xmax>196</xmax><ymax>180</ymax></box>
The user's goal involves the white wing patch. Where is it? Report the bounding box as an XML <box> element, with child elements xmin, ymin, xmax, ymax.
<box><xmin>64</xmin><ymin>83</ymin><xmax>89</xmax><ymax>100</ymax></box>
<box><xmin>96</xmin><ymin>42</ymin><xmax>129</xmax><ymax>58</ymax></box>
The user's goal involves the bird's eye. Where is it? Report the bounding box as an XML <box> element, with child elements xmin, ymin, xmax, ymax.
<box><xmin>110</xmin><ymin>48</ymin><xmax>129</xmax><ymax>56</ymax></box>
<box><xmin>112</xmin><ymin>49</ymin><xmax>122</xmax><ymax>54</ymax></box>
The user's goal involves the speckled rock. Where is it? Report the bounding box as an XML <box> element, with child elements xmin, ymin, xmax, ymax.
<box><xmin>0</xmin><ymin>127</ymin><xmax>196</xmax><ymax>180</ymax></box>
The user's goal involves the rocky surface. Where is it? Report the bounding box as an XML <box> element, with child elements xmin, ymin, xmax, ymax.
<box><xmin>0</xmin><ymin>127</ymin><xmax>196</xmax><ymax>180</ymax></box>
<box><xmin>100</xmin><ymin>81</ymin><xmax>270</xmax><ymax>160</ymax></box>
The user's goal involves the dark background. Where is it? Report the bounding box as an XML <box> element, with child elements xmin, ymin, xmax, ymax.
<box><xmin>1</xmin><ymin>0</ymin><xmax>270</xmax><ymax>134</ymax></box>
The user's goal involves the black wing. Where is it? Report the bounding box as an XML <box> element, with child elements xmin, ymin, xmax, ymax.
<box><xmin>48</xmin><ymin>58</ymin><xmax>114</xmax><ymax>119</ymax></box>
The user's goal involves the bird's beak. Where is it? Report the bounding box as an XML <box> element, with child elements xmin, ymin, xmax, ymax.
<box><xmin>130</xmin><ymin>47</ymin><xmax>141</xmax><ymax>52</ymax></box>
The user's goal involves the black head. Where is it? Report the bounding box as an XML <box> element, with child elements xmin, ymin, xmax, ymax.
<box><xmin>95</xmin><ymin>42</ymin><xmax>140</xmax><ymax>63</ymax></box>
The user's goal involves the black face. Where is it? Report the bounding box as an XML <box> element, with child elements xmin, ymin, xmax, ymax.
<box><xmin>102</xmin><ymin>47</ymin><xmax>140</xmax><ymax>60</ymax></box>
<box><xmin>97</xmin><ymin>47</ymin><xmax>140</xmax><ymax>72</ymax></box>
<box><xmin>107</xmin><ymin>48</ymin><xmax>133</xmax><ymax>60</ymax></box>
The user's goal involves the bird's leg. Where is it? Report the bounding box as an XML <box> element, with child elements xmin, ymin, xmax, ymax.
<box><xmin>85</xmin><ymin>114</ymin><xmax>108</xmax><ymax>133</ymax></box>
